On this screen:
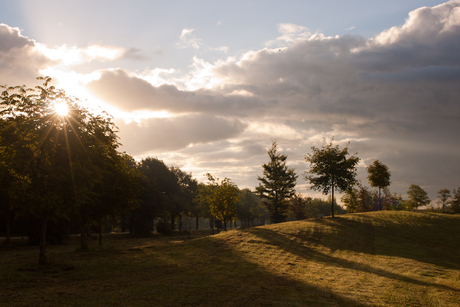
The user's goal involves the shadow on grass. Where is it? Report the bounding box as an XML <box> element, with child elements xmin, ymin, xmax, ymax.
<box><xmin>1</xmin><ymin>233</ymin><xmax>375</xmax><ymax>307</ymax></box>
<box><xmin>248</xmin><ymin>224</ymin><xmax>459</xmax><ymax>293</ymax></box>
<box><xmin>311</xmin><ymin>213</ymin><xmax>460</xmax><ymax>270</ymax></box>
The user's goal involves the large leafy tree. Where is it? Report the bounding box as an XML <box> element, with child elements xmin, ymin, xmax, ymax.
<box><xmin>256</xmin><ymin>141</ymin><xmax>298</xmax><ymax>223</ymax></box>
<box><xmin>135</xmin><ymin>157</ymin><xmax>178</xmax><ymax>234</ymax></box>
<box><xmin>406</xmin><ymin>184</ymin><xmax>430</xmax><ymax>211</ymax></box>
<box><xmin>0</xmin><ymin>77</ymin><xmax>118</xmax><ymax>264</ymax></box>
<box><xmin>83</xmin><ymin>152</ymin><xmax>142</xmax><ymax>247</ymax></box>
<box><xmin>305</xmin><ymin>140</ymin><xmax>360</xmax><ymax>218</ymax></box>
<box><xmin>170</xmin><ymin>166</ymin><xmax>198</xmax><ymax>230</ymax></box>
<box><xmin>367</xmin><ymin>160</ymin><xmax>391</xmax><ymax>211</ymax></box>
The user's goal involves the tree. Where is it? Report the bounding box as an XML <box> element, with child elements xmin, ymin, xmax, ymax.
<box><xmin>195</xmin><ymin>182</ymin><xmax>216</xmax><ymax>234</ymax></box>
<box><xmin>137</xmin><ymin>157</ymin><xmax>180</xmax><ymax>231</ymax></box>
<box><xmin>437</xmin><ymin>188</ymin><xmax>451</xmax><ymax>213</ymax></box>
<box><xmin>1</xmin><ymin>77</ymin><xmax>118</xmax><ymax>263</ymax></box>
<box><xmin>256</xmin><ymin>141</ymin><xmax>298</xmax><ymax>223</ymax></box>
<box><xmin>207</xmin><ymin>175</ymin><xmax>239</xmax><ymax>231</ymax></box>
<box><xmin>236</xmin><ymin>188</ymin><xmax>267</xmax><ymax>227</ymax></box>
<box><xmin>305</xmin><ymin>139</ymin><xmax>359</xmax><ymax>218</ymax></box>
<box><xmin>341</xmin><ymin>188</ymin><xmax>359</xmax><ymax>213</ymax></box>
<box><xmin>341</xmin><ymin>183</ymin><xmax>373</xmax><ymax>213</ymax></box>
<box><xmin>87</xmin><ymin>153</ymin><xmax>142</xmax><ymax>247</ymax></box>
<box><xmin>367</xmin><ymin>160</ymin><xmax>391</xmax><ymax>211</ymax></box>
<box><xmin>170</xmin><ymin>166</ymin><xmax>198</xmax><ymax>230</ymax></box>
<box><xmin>450</xmin><ymin>187</ymin><xmax>460</xmax><ymax>214</ymax></box>
<box><xmin>289</xmin><ymin>194</ymin><xmax>310</xmax><ymax>220</ymax></box>
<box><xmin>406</xmin><ymin>184</ymin><xmax>430</xmax><ymax>211</ymax></box>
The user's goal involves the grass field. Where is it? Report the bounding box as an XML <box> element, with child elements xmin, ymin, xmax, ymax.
<box><xmin>1</xmin><ymin>211</ymin><xmax>459</xmax><ymax>306</ymax></box>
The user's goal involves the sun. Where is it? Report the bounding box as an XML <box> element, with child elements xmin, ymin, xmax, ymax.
<box><xmin>55</xmin><ymin>102</ymin><xmax>69</xmax><ymax>116</ymax></box>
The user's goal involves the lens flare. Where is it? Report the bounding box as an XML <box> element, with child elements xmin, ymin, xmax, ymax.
<box><xmin>55</xmin><ymin>102</ymin><xmax>68</xmax><ymax>116</ymax></box>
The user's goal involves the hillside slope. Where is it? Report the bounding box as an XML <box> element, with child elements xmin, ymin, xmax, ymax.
<box><xmin>1</xmin><ymin>211</ymin><xmax>459</xmax><ymax>306</ymax></box>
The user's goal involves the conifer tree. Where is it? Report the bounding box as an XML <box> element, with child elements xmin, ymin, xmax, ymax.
<box><xmin>256</xmin><ymin>141</ymin><xmax>297</xmax><ymax>223</ymax></box>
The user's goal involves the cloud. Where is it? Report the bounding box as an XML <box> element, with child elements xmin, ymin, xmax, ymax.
<box><xmin>120</xmin><ymin>48</ymin><xmax>150</xmax><ymax>61</ymax></box>
<box><xmin>178</xmin><ymin>28</ymin><xmax>201</xmax><ymax>49</ymax></box>
<box><xmin>0</xmin><ymin>24</ymin><xmax>53</xmax><ymax>85</ymax></box>
<box><xmin>213</xmin><ymin>46</ymin><xmax>229</xmax><ymax>53</ymax></box>
<box><xmin>35</xmin><ymin>44</ymin><xmax>125</xmax><ymax>66</ymax></box>
<box><xmin>4</xmin><ymin>2</ymin><xmax>460</xmax><ymax>200</ymax></box>
<box><xmin>115</xmin><ymin>114</ymin><xmax>247</xmax><ymax>155</ymax></box>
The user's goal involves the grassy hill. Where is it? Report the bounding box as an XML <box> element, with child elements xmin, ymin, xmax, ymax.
<box><xmin>1</xmin><ymin>211</ymin><xmax>459</xmax><ymax>306</ymax></box>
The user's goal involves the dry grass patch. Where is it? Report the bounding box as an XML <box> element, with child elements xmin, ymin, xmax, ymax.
<box><xmin>1</xmin><ymin>211</ymin><xmax>459</xmax><ymax>306</ymax></box>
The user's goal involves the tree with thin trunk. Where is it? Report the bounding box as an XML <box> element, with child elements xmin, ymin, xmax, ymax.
<box><xmin>406</xmin><ymin>184</ymin><xmax>430</xmax><ymax>211</ymax></box>
<box><xmin>437</xmin><ymin>188</ymin><xmax>451</xmax><ymax>213</ymax></box>
<box><xmin>305</xmin><ymin>139</ymin><xmax>360</xmax><ymax>218</ymax></box>
<box><xmin>450</xmin><ymin>187</ymin><xmax>460</xmax><ymax>214</ymax></box>
<box><xmin>367</xmin><ymin>160</ymin><xmax>391</xmax><ymax>211</ymax></box>
<box><xmin>207</xmin><ymin>175</ymin><xmax>239</xmax><ymax>231</ymax></box>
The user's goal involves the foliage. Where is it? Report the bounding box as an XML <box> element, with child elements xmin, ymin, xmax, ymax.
<box><xmin>289</xmin><ymin>194</ymin><xmax>311</xmax><ymax>220</ymax></box>
<box><xmin>236</xmin><ymin>188</ymin><xmax>268</xmax><ymax>227</ymax></box>
<box><xmin>341</xmin><ymin>188</ymin><xmax>359</xmax><ymax>213</ymax></box>
<box><xmin>406</xmin><ymin>184</ymin><xmax>430</xmax><ymax>211</ymax></box>
<box><xmin>450</xmin><ymin>187</ymin><xmax>460</xmax><ymax>214</ymax></box>
<box><xmin>305</xmin><ymin>139</ymin><xmax>359</xmax><ymax>218</ymax></box>
<box><xmin>207</xmin><ymin>174</ymin><xmax>240</xmax><ymax>231</ymax></box>
<box><xmin>0</xmin><ymin>77</ymin><xmax>120</xmax><ymax>263</ymax></box>
<box><xmin>367</xmin><ymin>160</ymin><xmax>391</xmax><ymax>210</ymax></box>
<box><xmin>436</xmin><ymin>188</ymin><xmax>451</xmax><ymax>213</ymax></box>
<box><xmin>256</xmin><ymin>141</ymin><xmax>298</xmax><ymax>223</ymax></box>
<box><xmin>136</xmin><ymin>157</ymin><xmax>178</xmax><ymax>232</ymax></box>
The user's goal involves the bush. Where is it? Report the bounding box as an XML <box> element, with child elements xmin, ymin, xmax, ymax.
<box><xmin>156</xmin><ymin>220</ymin><xmax>172</xmax><ymax>235</ymax></box>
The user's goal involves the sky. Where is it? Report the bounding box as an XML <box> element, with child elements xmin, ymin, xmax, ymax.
<box><xmin>1</xmin><ymin>0</ymin><xmax>459</xmax><ymax>203</ymax></box>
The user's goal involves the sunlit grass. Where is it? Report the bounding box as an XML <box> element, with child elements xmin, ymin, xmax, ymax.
<box><xmin>1</xmin><ymin>212</ymin><xmax>459</xmax><ymax>306</ymax></box>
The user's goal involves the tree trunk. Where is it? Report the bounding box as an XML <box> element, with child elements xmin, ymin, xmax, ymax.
<box><xmin>223</xmin><ymin>220</ymin><xmax>227</xmax><ymax>231</ymax></box>
<box><xmin>170</xmin><ymin>214</ymin><xmax>176</xmax><ymax>230</ymax></box>
<box><xmin>80</xmin><ymin>224</ymin><xmax>88</xmax><ymax>250</ymax></box>
<box><xmin>379</xmin><ymin>188</ymin><xmax>381</xmax><ymax>211</ymax></box>
<box><xmin>195</xmin><ymin>213</ymin><xmax>199</xmax><ymax>230</ymax></box>
<box><xmin>121</xmin><ymin>215</ymin><xmax>126</xmax><ymax>233</ymax></box>
<box><xmin>331</xmin><ymin>182</ymin><xmax>335</xmax><ymax>218</ymax></box>
<box><xmin>98</xmin><ymin>219</ymin><xmax>102</xmax><ymax>247</ymax></box>
<box><xmin>210</xmin><ymin>216</ymin><xmax>214</xmax><ymax>234</ymax></box>
<box><xmin>39</xmin><ymin>217</ymin><xmax>48</xmax><ymax>265</ymax></box>
<box><xmin>5</xmin><ymin>208</ymin><xmax>11</xmax><ymax>247</ymax></box>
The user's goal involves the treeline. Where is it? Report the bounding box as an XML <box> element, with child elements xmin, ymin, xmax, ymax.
<box><xmin>0</xmin><ymin>79</ymin><xmax>269</xmax><ymax>264</ymax></box>
<box><xmin>258</xmin><ymin>141</ymin><xmax>460</xmax><ymax>222</ymax></box>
